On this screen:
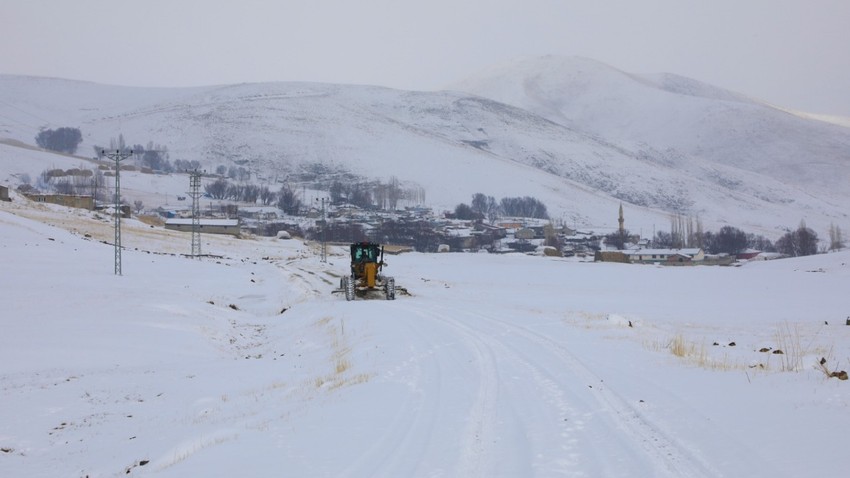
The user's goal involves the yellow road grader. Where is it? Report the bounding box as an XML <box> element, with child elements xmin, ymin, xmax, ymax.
<box><xmin>337</xmin><ymin>242</ymin><xmax>398</xmax><ymax>301</ymax></box>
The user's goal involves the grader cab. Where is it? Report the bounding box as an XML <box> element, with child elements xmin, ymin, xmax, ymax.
<box><xmin>338</xmin><ymin>242</ymin><xmax>396</xmax><ymax>301</ymax></box>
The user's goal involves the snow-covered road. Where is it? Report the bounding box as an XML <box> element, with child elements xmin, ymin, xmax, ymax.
<box><xmin>2</xmin><ymin>205</ymin><xmax>849</xmax><ymax>477</ymax></box>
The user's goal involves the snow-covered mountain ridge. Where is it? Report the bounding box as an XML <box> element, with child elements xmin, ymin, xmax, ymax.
<box><xmin>451</xmin><ymin>56</ymin><xmax>850</xmax><ymax>193</ymax></box>
<box><xmin>1</xmin><ymin>56</ymin><xmax>848</xmax><ymax>237</ymax></box>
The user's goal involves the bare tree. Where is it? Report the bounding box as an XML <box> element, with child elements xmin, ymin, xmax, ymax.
<box><xmin>259</xmin><ymin>186</ymin><xmax>277</xmax><ymax>206</ymax></box>
<box><xmin>714</xmin><ymin>226</ymin><xmax>748</xmax><ymax>255</ymax></box>
<box><xmin>35</xmin><ymin>127</ymin><xmax>83</xmax><ymax>154</ymax></box>
<box><xmin>471</xmin><ymin>193</ymin><xmax>488</xmax><ymax>216</ymax></box>
<box><xmin>670</xmin><ymin>214</ymin><xmax>686</xmax><ymax>248</ymax></box>
<box><xmin>453</xmin><ymin>203</ymin><xmax>479</xmax><ymax>220</ymax></box>
<box><xmin>829</xmin><ymin>223</ymin><xmax>845</xmax><ymax>251</ymax></box>
<box><xmin>277</xmin><ymin>185</ymin><xmax>302</xmax><ymax>215</ymax></box>
<box><xmin>387</xmin><ymin>176</ymin><xmax>402</xmax><ymax>210</ymax></box>
<box><xmin>693</xmin><ymin>216</ymin><xmax>704</xmax><ymax>249</ymax></box>
<box><xmin>796</xmin><ymin>220</ymin><xmax>818</xmax><ymax>256</ymax></box>
<box><xmin>605</xmin><ymin>229</ymin><xmax>630</xmax><ymax>250</ymax></box>
<box><xmin>544</xmin><ymin>223</ymin><xmax>563</xmax><ymax>250</ymax></box>
<box><xmin>746</xmin><ymin>233</ymin><xmax>775</xmax><ymax>252</ymax></box>
<box><xmin>205</xmin><ymin>178</ymin><xmax>229</xmax><ymax>199</ymax></box>
<box><xmin>54</xmin><ymin>179</ymin><xmax>75</xmax><ymax>195</ymax></box>
<box><xmin>776</xmin><ymin>221</ymin><xmax>819</xmax><ymax>257</ymax></box>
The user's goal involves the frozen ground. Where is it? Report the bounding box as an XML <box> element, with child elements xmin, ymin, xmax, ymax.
<box><xmin>1</xmin><ymin>195</ymin><xmax>849</xmax><ymax>477</ymax></box>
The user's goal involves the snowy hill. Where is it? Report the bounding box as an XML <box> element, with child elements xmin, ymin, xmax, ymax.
<box><xmin>2</xmin><ymin>61</ymin><xmax>850</xmax><ymax>237</ymax></box>
<box><xmin>451</xmin><ymin>56</ymin><xmax>850</xmax><ymax>215</ymax></box>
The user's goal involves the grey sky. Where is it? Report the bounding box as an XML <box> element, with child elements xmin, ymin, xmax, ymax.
<box><xmin>3</xmin><ymin>0</ymin><xmax>849</xmax><ymax>116</ymax></box>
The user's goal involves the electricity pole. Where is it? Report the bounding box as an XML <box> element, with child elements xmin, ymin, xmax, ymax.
<box><xmin>188</xmin><ymin>169</ymin><xmax>204</xmax><ymax>258</ymax></box>
<box><xmin>102</xmin><ymin>149</ymin><xmax>133</xmax><ymax>275</ymax></box>
<box><xmin>316</xmin><ymin>197</ymin><xmax>328</xmax><ymax>262</ymax></box>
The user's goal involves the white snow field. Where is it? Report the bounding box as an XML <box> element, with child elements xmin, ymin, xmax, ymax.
<box><xmin>1</xmin><ymin>196</ymin><xmax>849</xmax><ymax>477</ymax></box>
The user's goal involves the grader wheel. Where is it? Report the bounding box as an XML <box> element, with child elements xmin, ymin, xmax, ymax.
<box><xmin>385</xmin><ymin>277</ymin><xmax>396</xmax><ymax>300</ymax></box>
<box><xmin>342</xmin><ymin>275</ymin><xmax>355</xmax><ymax>301</ymax></box>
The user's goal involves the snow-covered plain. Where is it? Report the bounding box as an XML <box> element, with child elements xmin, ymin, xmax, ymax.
<box><xmin>2</xmin><ymin>194</ymin><xmax>849</xmax><ymax>477</ymax></box>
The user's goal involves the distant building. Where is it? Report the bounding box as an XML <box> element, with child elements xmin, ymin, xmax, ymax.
<box><xmin>515</xmin><ymin>228</ymin><xmax>536</xmax><ymax>240</ymax></box>
<box><xmin>626</xmin><ymin>248</ymin><xmax>705</xmax><ymax>265</ymax></box>
<box><xmin>497</xmin><ymin>221</ymin><xmax>524</xmax><ymax>230</ymax></box>
<box><xmin>443</xmin><ymin>226</ymin><xmax>476</xmax><ymax>250</ymax></box>
<box><xmin>474</xmin><ymin>222</ymin><xmax>507</xmax><ymax>239</ymax></box>
<box><xmin>164</xmin><ymin>218</ymin><xmax>240</xmax><ymax>236</ymax></box>
<box><xmin>0</xmin><ymin>185</ymin><xmax>10</xmax><ymax>202</ymax></box>
<box><xmin>594</xmin><ymin>250</ymin><xmax>631</xmax><ymax>263</ymax></box>
<box><xmin>23</xmin><ymin>193</ymin><xmax>94</xmax><ymax>210</ymax></box>
<box><xmin>736</xmin><ymin>249</ymin><xmax>762</xmax><ymax>260</ymax></box>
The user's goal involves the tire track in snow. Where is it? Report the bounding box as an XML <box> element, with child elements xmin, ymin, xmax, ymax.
<box><xmin>339</xmin><ymin>302</ymin><xmax>502</xmax><ymax>478</ymax></box>
<box><xmin>420</xmin><ymin>308</ymin><xmax>501</xmax><ymax>478</ymax></box>
<box><xmin>429</xmin><ymin>303</ymin><xmax>721</xmax><ymax>478</ymax></box>
<box><xmin>272</xmin><ymin>258</ymin><xmax>339</xmax><ymax>302</ymax></box>
<box><xmin>422</xmin><ymin>303</ymin><xmax>599</xmax><ymax>476</ymax></box>
<box><xmin>336</xmin><ymin>319</ymin><xmax>445</xmax><ymax>478</ymax></box>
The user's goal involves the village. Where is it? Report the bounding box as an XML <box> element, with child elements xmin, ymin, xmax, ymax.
<box><xmin>153</xmin><ymin>191</ymin><xmax>785</xmax><ymax>265</ymax></box>
<box><xmin>2</xmin><ymin>181</ymin><xmax>773</xmax><ymax>266</ymax></box>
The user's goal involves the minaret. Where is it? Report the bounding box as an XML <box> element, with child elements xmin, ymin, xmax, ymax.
<box><xmin>618</xmin><ymin>203</ymin><xmax>624</xmax><ymax>235</ymax></box>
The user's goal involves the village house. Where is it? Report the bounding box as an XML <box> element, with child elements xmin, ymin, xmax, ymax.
<box><xmin>0</xmin><ymin>185</ymin><xmax>10</xmax><ymax>202</ymax></box>
<box><xmin>164</xmin><ymin>218</ymin><xmax>241</xmax><ymax>236</ymax></box>
<box><xmin>594</xmin><ymin>250</ymin><xmax>631</xmax><ymax>263</ymax></box>
<box><xmin>238</xmin><ymin>206</ymin><xmax>280</xmax><ymax>236</ymax></box>
<box><xmin>736</xmin><ymin>249</ymin><xmax>762</xmax><ymax>260</ymax></box>
<box><xmin>442</xmin><ymin>225</ymin><xmax>477</xmax><ymax>251</ymax></box>
<box><xmin>626</xmin><ymin>248</ymin><xmax>705</xmax><ymax>265</ymax></box>
<box><xmin>474</xmin><ymin>222</ymin><xmax>507</xmax><ymax>240</ymax></box>
<box><xmin>23</xmin><ymin>192</ymin><xmax>94</xmax><ymax>210</ymax></box>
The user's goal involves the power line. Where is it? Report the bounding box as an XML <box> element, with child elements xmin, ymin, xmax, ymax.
<box><xmin>0</xmin><ymin>112</ymin><xmax>41</xmax><ymax>131</ymax></box>
<box><xmin>0</xmin><ymin>98</ymin><xmax>55</xmax><ymax>127</ymax></box>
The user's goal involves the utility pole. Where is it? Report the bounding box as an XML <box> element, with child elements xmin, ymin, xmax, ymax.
<box><xmin>316</xmin><ymin>197</ymin><xmax>328</xmax><ymax>262</ymax></box>
<box><xmin>188</xmin><ymin>169</ymin><xmax>204</xmax><ymax>258</ymax></box>
<box><xmin>89</xmin><ymin>164</ymin><xmax>100</xmax><ymax>211</ymax></box>
<box><xmin>102</xmin><ymin>149</ymin><xmax>133</xmax><ymax>275</ymax></box>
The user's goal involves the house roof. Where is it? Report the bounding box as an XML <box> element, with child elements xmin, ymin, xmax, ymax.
<box><xmin>445</xmin><ymin>227</ymin><xmax>473</xmax><ymax>238</ymax></box>
<box><xmin>626</xmin><ymin>248</ymin><xmax>703</xmax><ymax>257</ymax></box>
<box><xmin>165</xmin><ymin>218</ymin><xmax>239</xmax><ymax>227</ymax></box>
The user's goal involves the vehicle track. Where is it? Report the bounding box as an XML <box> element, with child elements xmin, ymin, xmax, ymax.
<box><xmin>415</xmin><ymin>300</ymin><xmax>721</xmax><ymax>477</ymax></box>
<box><xmin>328</xmin><ymin>302</ymin><xmax>503</xmax><ymax>478</ymax></box>
<box><xmin>420</xmin><ymin>307</ymin><xmax>501</xmax><ymax>477</ymax></box>
<box><xmin>271</xmin><ymin>259</ymin><xmax>719</xmax><ymax>476</ymax></box>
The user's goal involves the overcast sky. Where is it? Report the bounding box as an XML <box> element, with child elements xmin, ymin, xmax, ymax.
<box><xmin>3</xmin><ymin>0</ymin><xmax>849</xmax><ymax>116</ymax></box>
